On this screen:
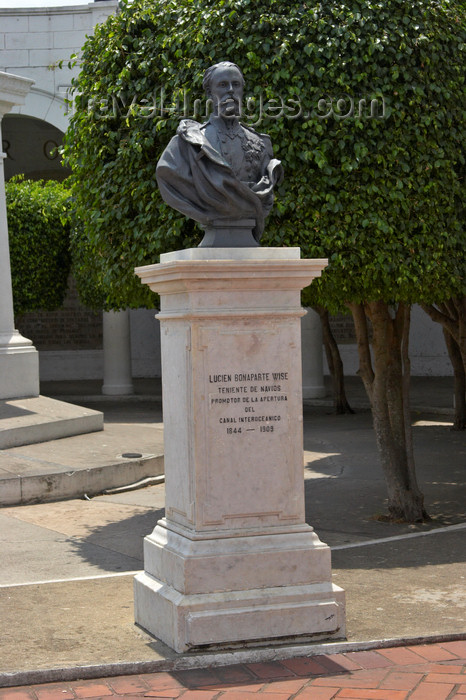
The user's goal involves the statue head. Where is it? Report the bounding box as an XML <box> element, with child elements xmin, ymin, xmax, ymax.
<box><xmin>203</xmin><ymin>62</ymin><xmax>244</xmax><ymax>117</ymax></box>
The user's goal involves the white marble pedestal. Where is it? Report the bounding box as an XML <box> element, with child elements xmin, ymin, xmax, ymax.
<box><xmin>134</xmin><ymin>247</ymin><xmax>345</xmax><ymax>653</ymax></box>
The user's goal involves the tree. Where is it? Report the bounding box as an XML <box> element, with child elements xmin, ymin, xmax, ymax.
<box><xmin>311</xmin><ymin>305</ymin><xmax>354</xmax><ymax>415</ymax></box>
<box><xmin>63</xmin><ymin>0</ymin><xmax>465</xmax><ymax>520</ymax></box>
<box><xmin>6</xmin><ymin>177</ymin><xmax>72</xmax><ymax>316</ymax></box>
<box><xmin>421</xmin><ymin>299</ymin><xmax>466</xmax><ymax>430</ymax></box>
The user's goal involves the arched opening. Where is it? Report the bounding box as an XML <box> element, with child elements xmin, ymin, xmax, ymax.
<box><xmin>2</xmin><ymin>114</ymin><xmax>70</xmax><ymax>182</ymax></box>
<box><xmin>2</xmin><ymin>114</ymin><xmax>102</xmax><ymax>380</ymax></box>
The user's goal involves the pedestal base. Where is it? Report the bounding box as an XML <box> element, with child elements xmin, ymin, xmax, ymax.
<box><xmin>135</xmin><ymin>576</ymin><xmax>345</xmax><ymax>653</ymax></box>
<box><xmin>134</xmin><ymin>520</ymin><xmax>345</xmax><ymax>653</ymax></box>
<box><xmin>0</xmin><ymin>341</ymin><xmax>39</xmax><ymax>400</ymax></box>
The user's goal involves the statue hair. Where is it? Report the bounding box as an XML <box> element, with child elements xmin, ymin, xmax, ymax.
<box><xmin>202</xmin><ymin>62</ymin><xmax>244</xmax><ymax>96</ymax></box>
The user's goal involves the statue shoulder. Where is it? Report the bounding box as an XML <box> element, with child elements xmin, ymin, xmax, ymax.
<box><xmin>176</xmin><ymin>119</ymin><xmax>207</xmax><ymax>143</ymax></box>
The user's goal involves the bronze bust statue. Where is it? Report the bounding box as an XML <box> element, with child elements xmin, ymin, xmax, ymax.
<box><xmin>156</xmin><ymin>62</ymin><xmax>283</xmax><ymax>247</ymax></box>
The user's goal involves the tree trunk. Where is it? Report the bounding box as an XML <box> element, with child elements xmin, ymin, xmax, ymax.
<box><xmin>349</xmin><ymin>301</ymin><xmax>428</xmax><ymax>522</ymax></box>
<box><xmin>313</xmin><ymin>306</ymin><xmax>354</xmax><ymax>414</ymax></box>
<box><xmin>421</xmin><ymin>298</ymin><xmax>466</xmax><ymax>430</ymax></box>
<box><xmin>443</xmin><ymin>328</ymin><xmax>466</xmax><ymax>430</ymax></box>
<box><xmin>455</xmin><ymin>297</ymin><xmax>466</xmax><ymax>371</ymax></box>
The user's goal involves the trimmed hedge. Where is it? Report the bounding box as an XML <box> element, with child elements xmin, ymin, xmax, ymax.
<box><xmin>6</xmin><ymin>177</ymin><xmax>72</xmax><ymax>316</ymax></box>
<box><xmin>63</xmin><ymin>0</ymin><xmax>465</xmax><ymax>311</ymax></box>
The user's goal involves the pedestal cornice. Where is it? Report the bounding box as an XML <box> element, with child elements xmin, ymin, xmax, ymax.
<box><xmin>135</xmin><ymin>256</ymin><xmax>328</xmax><ymax>296</ymax></box>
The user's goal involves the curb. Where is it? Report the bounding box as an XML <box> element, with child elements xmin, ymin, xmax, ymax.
<box><xmin>0</xmin><ymin>454</ymin><xmax>164</xmax><ymax>507</ymax></box>
<box><xmin>44</xmin><ymin>394</ymin><xmax>163</xmax><ymax>404</ymax></box>
<box><xmin>1</xmin><ymin>632</ymin><xmax>465</xmax><ymax>689</ymax></box>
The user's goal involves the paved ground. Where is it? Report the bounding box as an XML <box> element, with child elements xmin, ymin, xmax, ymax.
<box><xmin>1</xmin><ymin>641</ymin><xmax>466</xmax><ymax>699</ymax></box>
<box><xmin>0</xmin><ymin>391</ymin><xmax>164</xmax><ymax>506</ymax></box>
<box><xmin>0</xmin><ymin>376</ymin><xmax>464</xmax><ymax>696</ymax></box>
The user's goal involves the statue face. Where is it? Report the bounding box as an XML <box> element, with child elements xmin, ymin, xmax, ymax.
<box><xmin>210</xmin><ymin>65</ymin><xmax>244</xmax><ymax>118</ymax></box>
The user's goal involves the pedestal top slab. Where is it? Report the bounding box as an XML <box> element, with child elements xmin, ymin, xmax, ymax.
<box><xmin>160</xmin><ymin>247</ymin><xmax>301</xmax><ymax>262</ymax></box>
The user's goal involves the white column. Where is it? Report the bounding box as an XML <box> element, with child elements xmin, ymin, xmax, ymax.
<box><xmin>301</xmin><ymin>307</ymin><xmax>326</xmax><ymax>399</ymax></box>
<box><xmin>102</xmin><ymin>309</ymin><xmax>134</xmax><ymax>395</ymax></box>
<box><xmin>0</xmin><ymin>72</ymin><xmax>39</xmax><ymax>400</ymax></box>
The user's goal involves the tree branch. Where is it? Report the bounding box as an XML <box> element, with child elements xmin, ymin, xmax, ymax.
<box><xmin>348</xmin><ymin>302</ymin><xmax>374</xmax><ymax>398</ymax></box>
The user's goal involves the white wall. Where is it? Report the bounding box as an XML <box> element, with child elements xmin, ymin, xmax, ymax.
<box><xmin>409</xmin><ymin>304</ymin><xmax>451</xmax><ymax>375</ymax></box>
<box><xmin>38</xmin><ymin>303</ymin><xmax>451</xmax><ymax>382</ymax></box>
<box><xmin>323</xmin><ymin>305</ymin><xmax>452</xmax><ymax>377</ymax></box>
<box><xmin>0</xmin><ymin>1</ymin><xmax>117</xmax><ymax>130</ymax></box>
<box><xmin>39</xmin><ymin>309</ymin><xmax>162</xmax><ymax>380</ymax></box>
<box><xmin>1</xmin><ymin>1</ymin><xmax>121</xmax><ymax>384</ymax></box>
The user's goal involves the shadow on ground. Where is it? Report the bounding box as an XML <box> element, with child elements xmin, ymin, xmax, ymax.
<box><xmin>94</xmin><ymin>403</ymin><xmax>164</xmax><ymax>424</ymax></box>
<box><xmin>69</xmin><ymin>507</ymin><xmax>164</xmax><ymax>571</ymax></box>
<box><xmin>68</xmin><ymin>409</ymin><xmax>464</xmax><ymax>573</ymax></box>
<box><xmin>302</xmin><ymin>409</ymin><xmax>465</xmax><ymax>547</ymax></box>
<box><xmin>333</xmin><ymin>529</ymin><xmax>466</xmax><ymax>570</ymax></box>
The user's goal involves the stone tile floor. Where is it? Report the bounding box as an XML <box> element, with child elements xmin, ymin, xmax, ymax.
<box><xmin>1</xmin><ymin>641</ymin><xmax>465</xmax><ymax>700</ymax></box>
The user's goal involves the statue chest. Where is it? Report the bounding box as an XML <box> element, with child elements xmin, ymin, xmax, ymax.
<box><xmin>207</xmin><ymin>126</ymin><xmax>265</xmax><ymax>182</ymax></box>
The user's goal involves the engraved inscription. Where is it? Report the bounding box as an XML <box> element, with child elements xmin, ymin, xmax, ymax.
<box><xmin>209</xmin><ymin>370</ymin><xmax>289</xmax><ymax>436</ymax></box>
<box><xmin>199</xmin><ymin>322</ymin><xmax>303</xmax><ymax>528</ymax></box>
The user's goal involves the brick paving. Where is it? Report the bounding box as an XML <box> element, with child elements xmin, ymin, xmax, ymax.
<box><xmin>1</xmin><ymin>641</ymin><xmax>465</xmax><ymax>700</ymax></box>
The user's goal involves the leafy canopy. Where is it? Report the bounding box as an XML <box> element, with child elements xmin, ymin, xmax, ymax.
<box><xmin>63</xmin><ymin>0</ymin><xmax>465</xmax><ymax>312</ymax></box>
<box><xmin>6</xmin><ymin>177</ymin><xmax>72</xmax><ymax>316</ymax></box>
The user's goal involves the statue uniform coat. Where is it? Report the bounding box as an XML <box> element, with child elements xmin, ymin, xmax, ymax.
<box><xmin>156</xmin><ymin>116</ymin><xmax>283</xmax><ymax>242</ymax></box>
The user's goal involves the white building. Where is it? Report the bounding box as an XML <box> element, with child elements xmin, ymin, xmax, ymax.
<box><xmin>1</xmin><ymin>0</ymin><xmax>116</xmax><ymax>177</ymax></box>
<box><xmin>0</xmin><ymin>0</ymin><xmax>451</xmax><ymax>387</ymax></box>
<box><xmin>0</xmin><ymin>0</ymin><xmax>164</xmax><ymax>387</ymax></box>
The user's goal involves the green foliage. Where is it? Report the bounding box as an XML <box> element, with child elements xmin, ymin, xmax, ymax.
<box><xmin>63</xmin><ymin>0</ymin><xmax>465</xmax><ymax>311</ymax></box>
<box><xmin>6</xmin><ymin>177</ymin><xmax>72</xmax><ymax>316</ymax></box>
